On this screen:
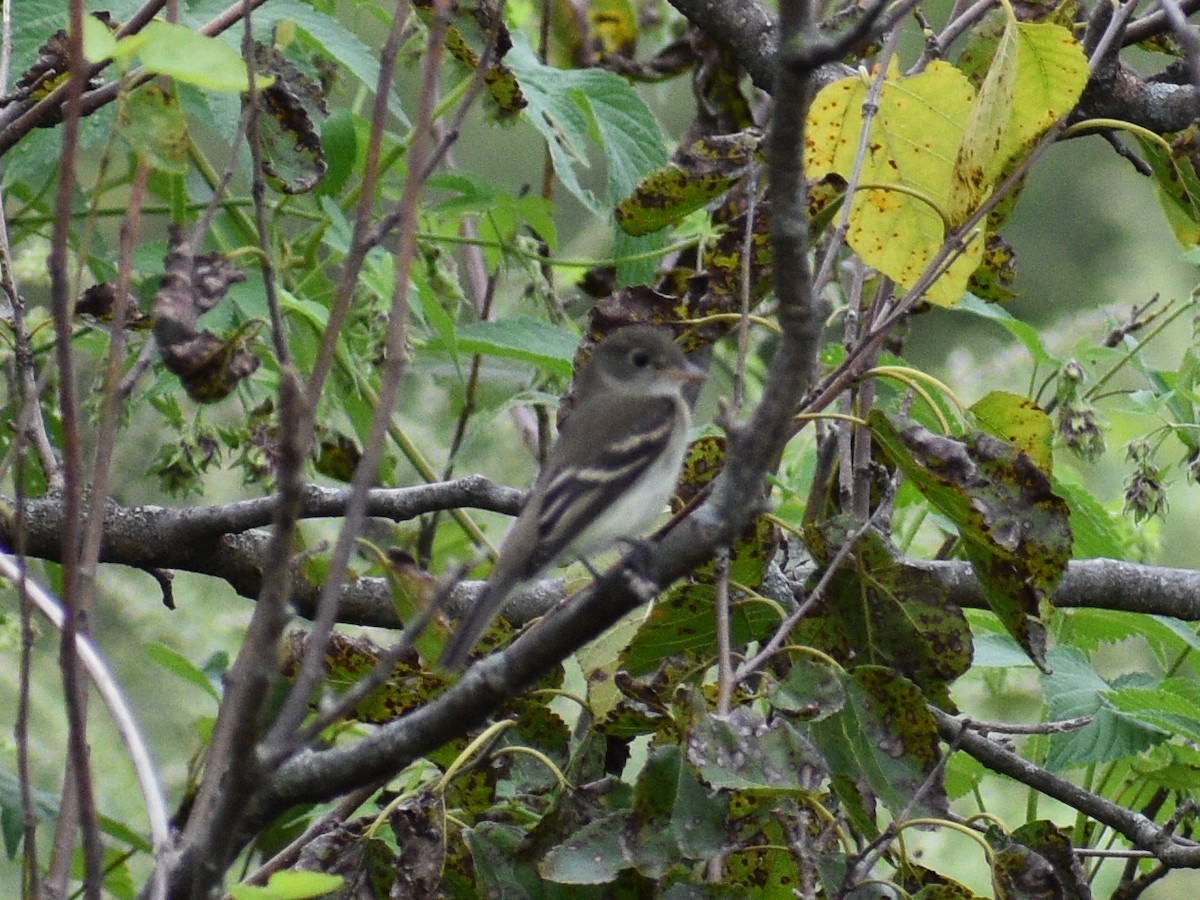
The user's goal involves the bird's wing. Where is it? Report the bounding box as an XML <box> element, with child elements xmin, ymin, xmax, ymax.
<box><xmin>529</xmin><ymin>393</ymin><xmax>680</xmax><ymax>569</ymax></box>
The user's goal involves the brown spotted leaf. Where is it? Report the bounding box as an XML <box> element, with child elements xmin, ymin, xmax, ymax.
<box><xmin>900</xmin><ymin>864</ymin><xmax>985</xmax><ymax>898</ymax></box>
<box><xmin>805</xmin><ymin>666</ymin><xmax>948</xmax><ymax>822</ymax></box>
<box><xmin>986</xmin><ymin>824</ymin><xmax>1070</xmax><ymax>900</ymax></box>
<box><xmin>869</xmin><ymin>411</ymin><xmax>1071</xmax><ymax>671</ymax></box>
<box><xmin>1008</xmin><ymin>820</ymin><xmax>1090</xmax><ymax>900</ymax></box>
<box><xmin>699</xmin><ymin>205</ymin><xmax>774</xmax><ymax>316</ymax></box>
<box><xmin>415</xmin><ymin>0</ymin><xmax>525</xmax><ymax>118</ymax></box>
<box><xmin>614</xmin><ymin>129</ymin><xmax>761</xmax><ymax>236</ymax></box>
<box><xmin>251</xmin><ymin>45</ymin><xmax>328</xmax><ymax>195</ymax></box>
<box><xmin>795</xmin><ymin>518</ymin><xmax>972</xmax><ymax>707</ymax></box>
<box><xmin>281</xmin><ymin>631</ymin><xmax>444</xmax><ymax>725</ymax></box>
<box><xmin>971</xmin><ymin>390</ymin><xmax>1053</xmax><ymax>473</ymax></box>
<box><xmin>152</xmin><ymin>228</ymin><xmax>258</xmax><ymax>403</ymax></box>
<box><xmin>968</xmin><ymin>232</ymin><xmax>1017</xmax><ymax>302</ymax></box>
<box><xmin>620</xmin><ymin>578</ymin><xmax>781</xmax><ymax>678</ymax></box>
<box><xmin>294</xmin><ymin>822</ymin><xmax>397</xmax><ymax>896</ymax></box>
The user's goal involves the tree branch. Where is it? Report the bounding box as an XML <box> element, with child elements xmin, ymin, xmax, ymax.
<box><xmin>932</xmin><ymin>708</ymin><xmax>1200</xmax><ymax>867</ymax></box>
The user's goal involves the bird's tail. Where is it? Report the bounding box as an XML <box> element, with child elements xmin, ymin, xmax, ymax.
<box><xmin>439</xmin><ymin>581</ymin><xmax>502</xmax><ymax>670</ymax></box>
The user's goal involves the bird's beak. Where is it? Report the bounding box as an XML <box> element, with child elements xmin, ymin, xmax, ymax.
<box><xmin>666</xmin><ymin>360</ymin><xmax>706</xmax><ymax>384</ymax></box>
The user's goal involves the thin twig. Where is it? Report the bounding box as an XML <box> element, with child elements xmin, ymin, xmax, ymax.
<box><xmin>933</xmin><ymin>707</ymin><xmax>1200</xmax><ymax>866</ymax></box>
<box><xmin>0</xmin><ymin>557</ymin><xmax>171</xmax><ymax>896</ymax></box>
<box><xmin>714</xmin><ymin>547</ymin><xmax>734</xmax><ymax>715</ymax></box>
<box><xmin>45</xmin><ymin>0</ymin><xmax>103</xmax><ymax>893</ymax></box>
<box><xmin>265</xmin><ymin>0</ymin><xmax>449</xmax><ymax>753</ymax></box>
<box><xmin>811</xmin><ymin>25</ymin><xmax>904</xmax><ymax>297</ymax></box>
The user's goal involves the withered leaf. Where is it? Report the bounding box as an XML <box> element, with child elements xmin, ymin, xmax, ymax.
<box><xmin>152</xmin><ymin>227</ymin><xmax>257</xmax><ymax>403</ymax></box>
<box><xmin>75</xmin><ymin>283</ymin><xmax>150</xmax><ymax>329</ymax></box>
<box><xmin>250</xmin><ymin>44</ymin><xmax>328</xmax><ymax>195</ymax></box>
<box><xmin>615</xmin><ymin>129</ymin><xmax>762</xmax><ymax>236</ymax></box>
<box><xmin>2</xmin><ymin>12</ymin><xmax>114</xmax><ymax>112</ymax></box>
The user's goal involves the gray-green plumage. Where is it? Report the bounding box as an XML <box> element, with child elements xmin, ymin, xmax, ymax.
<box><xmin>440</xmin><ymin>326</ymin><xmax>701</xmax><ymax>669</ymax></box>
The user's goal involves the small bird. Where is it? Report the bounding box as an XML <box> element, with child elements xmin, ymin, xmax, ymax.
<box><xmin>440</xmin><ymin>326</ymin><xmax>704</xmax><ymax>669</ymax></box>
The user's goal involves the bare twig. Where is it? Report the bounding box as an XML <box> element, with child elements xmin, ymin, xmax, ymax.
<box><xmin>0</xmin><ymin>555</ymin><xmax>170</xmax><ymax>899</ymax></box>
<box><xmin>714</xmin><ymin>546</ymin><xmax>734</xmax><ymax>715</ymax></box>
<box><xmin>265</xmin><ymin>0</ymin><xmax>449</xmax><ymax>753</ymax></box>
<box><xmin>44</xmin><ymin>0</ymin><xmax>102</xmax><ymax>893</ymax></box>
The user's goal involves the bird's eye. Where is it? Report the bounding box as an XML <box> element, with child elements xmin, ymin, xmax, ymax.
<box><xmin>630</xmin><ymin>348</ymin><xmax>651</xmax><ymax>368</ymax></box>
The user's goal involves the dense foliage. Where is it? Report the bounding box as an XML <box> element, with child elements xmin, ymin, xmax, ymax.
<box><xmin>5</xmin><ymin>0</ymin><xmax>1200</xmax><ymax>897</ymax></box>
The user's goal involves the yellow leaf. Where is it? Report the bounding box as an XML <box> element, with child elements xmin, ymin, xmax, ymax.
<box><xmin>950</xmin><ymin>17</ymin><xmax>1087</xmax><ymax>223</ymax></box>
<box><xmin>950</xmin><ymin>16</ymin><xmax>1018</xmax><ymax>223</ymax></box>
<box><xmin>1005</xmin><ymin>22</ymin><xmax>1089</xmax><ymax>161</ymax></box>
<box><xmin>806</xmin><ymin>61</ymin><xmax>980</xmax><ymax>306</ymax></box>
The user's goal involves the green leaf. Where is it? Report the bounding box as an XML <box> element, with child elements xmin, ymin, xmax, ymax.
<box><xmin>622</xmin><ymin>495</ymin><xmax>780</xmax><ymax>677</ymax></box>
<box><xmin>229</xmin><ymin>870</ymin><xmax>343</xmax><ymax>900</ymax></box>
<box><xmin>769</xmin><ymin>656</ymin><xmax>847</xmax><ymax>722</ymax></box>
<box><xmin>971</xmin><ymin>631</ymin><xmax>1040</xmax><ymax>668</ymax></box>
<box><xmin>1136</xmin><ymin>129</ymin><xmax>1200</xmax><ymax>246</ymax></box>
<box><xmin>1041</xmin><ymin>647</ymin><xmax>1167</xmax><ymax>771</ymax></box>
<box><xmin>446</xmin><ymin>318</ymin><xmax>578</xmax><ymax>376</ymax></box>
<box><xmin>81</xmin><ymin>13</ymin><xmax>117</xmax><ymax>62</ymax></box>
<box><xmin>118</xmin><ymin>84</ymin><xmax>189</xmax><ymax>175</ymax></box>
<box><xmin>620</xmin><ymin>744</ymin><xmax>728</xmax><ymax>877</ymax></box>
<box><xmin>684</xmin><ymin>691</ymin><xmax>823</xmax><ymax>794</ymax></box>
<box><xmin>2</xmin><ymin>804</ymin><xmax>21</xmax><ymax>860</ymax></box>
<box><xmin>955</xmin><ymin>293</ymin><xmax>1061</xmax><ymax>369</ymax></box>
<box><xmin>115</xmin><ymin>22</ymin><xmax>263</xmax><ymax>93</ymax></box>
<box><xmin>1105</xmin><ymin>677</ymin><xmax>1200</xmax><ymax>745</ymax></box>
<box><xmin>144</xmin><ymin>642</ymin><xmax>220</xmax><ymax>702</ymax></box>
<box><xmin>255</xmin><ymin>0</ymin><xmax>410</xmax><ymax>128</ymax></box>
<box><xmin>538</xmin><ymin>813</ymin><xmax>629</xmax><ymax>884</ymax></box>
<box><xmin>466</xmin><ymin>822</ymin><xmax>537</xmax><ymax>895</ymax></box>
<box><xmin>1051</xmin><ymin>475</ymin><xmax>1126</xmax><ymax>559</ymax></box>
<box><xmin>315</xmin><ymin>109</ymin><xmax>356</xmax><ymax>197</ymax></box>
<box><xmin>507</xmin><ymin>34</ymin><xmax>668</xmax><ymax>286</ymax></box>
<box><xmin>987</xmin><ymin>823</ymin><xmax>1081</xmax><ymax>900</ymax></box>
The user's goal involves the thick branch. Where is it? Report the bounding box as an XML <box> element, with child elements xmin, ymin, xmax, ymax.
<box><xmin>0</xmin><ymin>478</ymin><xmax>522</xmax><ymax>624</ymax></box>
<box><xmin>6</xmin><ymin>486</ymin><xmax>1199</xmax><ymax>627</ymax></box>
<box><xmin>666</xmin><ymin>0</ymin><xmax>777</xmax><ymax>91</ymax></box>
<box><xmin>1077</xmin><ymin>61</ymin><xmax>1200</xmax><ymax>135</ymax></box>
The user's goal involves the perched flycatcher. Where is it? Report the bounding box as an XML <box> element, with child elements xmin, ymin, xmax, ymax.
<box><xmin>440</xmin><ymin>326</ymin><xmax>703</xmax><ymax>669</ymax></box>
